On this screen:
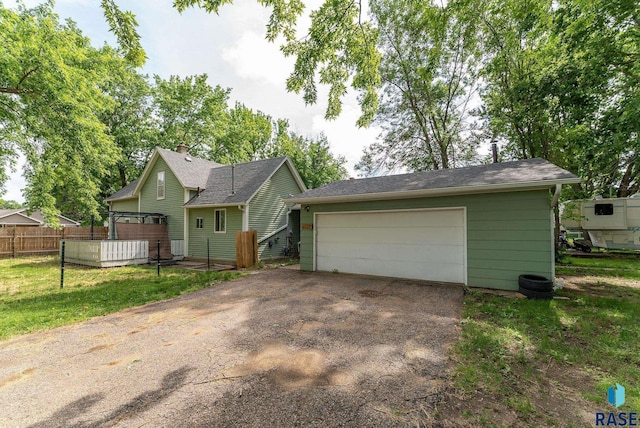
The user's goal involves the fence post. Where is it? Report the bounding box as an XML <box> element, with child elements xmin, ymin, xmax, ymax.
<box><xmin>11</xmin><ymin>227</ymin><xmax>16</xmax><ymax>258</ymax></box>
<box><xmin>60</xmin><ymin>241</ymin><xmax>65</xmax><ymax>289</ymax></box>
<box><xmin>157</xmin><ymin>240</ymin><xmax>160</xmax><ymax>276</ymax></box>
<box><xmin>207</xmin><ymin>238</ymin><xmax>210</xmax><ymax>271</ymax></box>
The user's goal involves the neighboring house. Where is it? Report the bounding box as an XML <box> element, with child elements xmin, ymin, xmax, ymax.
<box><xmin>0</xmin><ymin>209</ymin><xmax>80</xmax><ymax>227</ymax></box>
<box><xmin>106</xmin><ymin>145</ymin><xmax>306</xmax><ymax>263</ymax></box>
<box><xmin>286</xmin><ymin>158</ymin><xmax>581</xmax><ymax>291</ymax></box>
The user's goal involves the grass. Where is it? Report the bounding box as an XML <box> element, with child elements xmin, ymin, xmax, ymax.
<box><xmin>556</xmin><ymin>254</ymin><xmax>640</xmax><ymax>279</ymax></box>
<box><xmin>451</xmin><ymin>256</ymin><xmax>640</xmax><ymax>425</ymax></box>
<box><xmin>0</xmin><ymin>256</ymin><xmax>242</xmax><ymax>341</ymax></box>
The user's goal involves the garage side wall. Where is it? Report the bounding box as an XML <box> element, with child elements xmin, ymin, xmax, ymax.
<box><xmin>299</xmin><ymin>190</ymin><xmax>552</xmax><ymax>290</ymax></box>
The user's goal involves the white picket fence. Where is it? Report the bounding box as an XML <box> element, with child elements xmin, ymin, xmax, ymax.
<box><xmin>63</xmin><ymin>240</ymin><xmax>149</xmax><ymax>267</ymax></box>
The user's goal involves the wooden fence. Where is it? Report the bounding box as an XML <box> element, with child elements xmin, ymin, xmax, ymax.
<box><xmin>0</xmin><ymin>226</ymin><xmax>108</xmax><ymax>258</ymax></box>
<box><xmin>236</xmin><ymin>230</ymin><xmax>258</xmax><ymax>268</ymax></box>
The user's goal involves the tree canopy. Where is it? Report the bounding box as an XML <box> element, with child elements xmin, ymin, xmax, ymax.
<box><xmin>1</xmin><ymin>2</ymin><xmax>347</xmax><ymax>224</ymax></box>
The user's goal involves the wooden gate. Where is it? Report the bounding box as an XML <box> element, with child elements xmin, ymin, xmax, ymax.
<box><xmin>236</xmin><ymin>230</ymin><xmax>258</xmax><ymax>268</ymax></box>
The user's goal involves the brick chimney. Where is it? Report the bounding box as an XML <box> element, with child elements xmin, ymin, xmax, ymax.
<box><xmin>176</xmin><ymin>144</ymin><xmax>188</xmax><ymax>154</ymax></box>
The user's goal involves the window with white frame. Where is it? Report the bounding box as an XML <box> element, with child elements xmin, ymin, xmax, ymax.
<box><xmin>214</xmin><ymin>209</ymin><xmax>226</xmax><ymax>233</ymax></box>
<box><xmin>196</xmin><ymin>217</ymin><xmax>204</xmax><ymax>229</ymax></box>
<box><xmin>157</xmin><ymin>171</ymin><xmax>165</xmax><ymax>200</ymax></box>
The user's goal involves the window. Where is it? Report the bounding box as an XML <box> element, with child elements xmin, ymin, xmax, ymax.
<box><xmin>196</xmin><ymin>217</ymin><xmax>204</xmax><ymax>229</ymax></box>
<box><xmin>214</xmin><ymin>209</ymin><xmax>226</xmax><ymax>233</ymax></box>
<box><xmin>595</xmin><ymin>203</ymin><xmax>614</xmax><ymax>216</ymax></box>
<box><xmin>157</xmin><ymin>171</ymin><xmax>165</xmax><ymax>200</ymax></box>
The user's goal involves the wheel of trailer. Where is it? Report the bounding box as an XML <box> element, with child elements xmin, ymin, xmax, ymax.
<box><xmin>518</xmin><ymin>285</ymin><xmax>554</xmax><ymax>300</ymax></box>
<box><xmin>518</xmin><ymin>274</ymin><xmax>554</xmax><ymax>292</ymax></box>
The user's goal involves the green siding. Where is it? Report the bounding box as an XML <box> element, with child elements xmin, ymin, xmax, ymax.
<box><xmin>109</xmin><ymin>198</ymin><xmax>139</xmax><ymax>214</ymax></box>
<box><xmin>139</xmin><ymin>157</ymin><xmax>185</xmax><ymax>240</ymax></box>
<box><xmin>299</xmin><ymin>190</ymin><xmax>553</xmax><ymax>291</ymax></box>
<box><xmin>188</xmin><ymin>207</ymin><xmax>243</xmax><ymax>260</ymax></box>
<box><xmin>249</xmin><ymin>163</ymin><xmax>304</xmax><ymax>259</ymax></box>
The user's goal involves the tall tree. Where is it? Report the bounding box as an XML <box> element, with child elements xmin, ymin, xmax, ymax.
<box><xmin>216</xmin><ymin>103</ymin><xmax>272</xmax><ymax>164</ymax></box>
<box><xmin>479</xmin><ymin>0</ymin><xmax>560</xmax><ymax>161</ymax></box>
<box><xmin>173</xmin><ymin>0</ymin><xmax>381</xmax><ymax>127</ymax></box>
<box><xmin>99</xmin><ymin>61</ymin><xmax>156</xmax><ymax>195</ymax></box>
<box><xmin>152</xmin><ymin>74</ymin><xmax>230</xmax><ymax>159</ymax></box>
<box><xmin>0</xmin><ymin>2</ymin><xmax>120</xmax><ymax>224</ymax></box>
<box><xmin>267</xmin><ymin>120</ymin><xmax>347</xmax><ymax>188</ymax></box>
<box><xmin>553</xmin><ymin>0</ymin><xmax>640</xmax><ymax>197</ymax></box>
<box><xmin>357</xmin><ymin>0</ymin><xmax>481</xmax><ymax>175</ymax></box>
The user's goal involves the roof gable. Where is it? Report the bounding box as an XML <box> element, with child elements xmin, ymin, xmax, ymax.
<box><xmin>105</xmin><ymin>178</ymin><xmax>139</xmax><ymax>202</ymax></box>
<box><xmin>287</xmin><ymin>158</ymin><xmax>581</xmax><ymax>203</ymax></box>
<box><xmin>130</xmin><ymin>147</ymin><xmax>224</xmax><ymax>198</ymax></box>
<box><xmin>0</xmin><ymin>209</ymin><xmax>80</xmax><ymax>226</ymax></box>
<box><xmin>185</xmin><ymin>156</ymin><xmax>305</xmax><ymax>207</ymax></box>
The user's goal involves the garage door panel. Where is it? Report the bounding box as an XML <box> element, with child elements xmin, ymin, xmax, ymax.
<box><xmin>317</xmin><ymin>242</ymin><xmax>464</xmax><ymax>264</ymax></box>
<box><xmin>316</xmin><ymin>209</ymin><xmax>465</xmax><ymax>284</ymax></box>
<box><xmin>318</xmin><ymin>226</ymin><xmax>464</xmax><ymax>246</ymax></box>
<box><xmin>317</xmin><ymin>210</ymin><xmax>463</xmax><ymax>229</ymax></box>
<box><xmin>317</xmin><ymin>255</ymin><xmax>464</xmax><ymax>283</ymax></box>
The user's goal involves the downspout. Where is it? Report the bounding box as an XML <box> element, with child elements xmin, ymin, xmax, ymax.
<box><xmin>257</xmin><ymin>205</ymin><xmax>293</xmax><ymax>244</ymax></box>
<box><xmin>551</xmin><ymin>183</ymin><xmax>562</xmax><ymax>279</ymax></box>
<box><xmin>551</xmin><ymin>183</ymin><xmax>562</xmax><ymax>208</ymax></box>
<box><xmin>238</xmin><ymin>204</ymin><xmax>249</xmax><ymax>231</ymax></box>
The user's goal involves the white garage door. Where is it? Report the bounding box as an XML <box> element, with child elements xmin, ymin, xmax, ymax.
<box><xmin>315</xmin><ymin>208</ymin><xmax>466</xmax><ymax>283</ymax></box>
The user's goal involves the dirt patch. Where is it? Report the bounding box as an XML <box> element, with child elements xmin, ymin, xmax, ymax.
<box><xmin>0</xmin><ymin>269</ymin><xmax>463</xmax><ymax>427</ymax></box>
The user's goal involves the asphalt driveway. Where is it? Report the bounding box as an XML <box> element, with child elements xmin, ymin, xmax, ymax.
<box><xmin>0</xmin><ymin>268</ymin><xmax>463</xmax><ymax>427</ymax></box>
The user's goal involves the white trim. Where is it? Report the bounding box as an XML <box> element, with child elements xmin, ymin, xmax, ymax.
<box><xmin>185</xmin><ymin>202</ymin><xmax>251</xmax><ymax>209</ymax></box>
<box><xmin>56</xmin><ymin>214</ymin><xmax>81</xmax><ymax>226</ymax></box>
<box><xmin>313</xmin><ymin>207</ymin><xmax>468</xmax><ymax>285</ymax></box>
<box><xmin>242</xmin><ymin>205</ymin><xmax>249</xmax><ymax>231</ymax></box>
<box><xmin>156</xmin><ymin>170</ymin><xmax>166</xmax><ymax>200</ymax></box>
<box><xmin>257</xmin><ymin>224</ymin><xmax>288</xmax><ymax>244</ymax></box>
<box><xmin>287</xmin><ymin>179</ymin><xmax>581</xmax><ymax>205</ymax></box>
<box><xmin>184</xmin><ymin>189</ymin><xmax>190</xmax><ymax>257</ymax></box>
<box><xmin>214</xmin><ymin>208</ymin><xmax>226</xmax><ymax>234</ymax></box>
<box><xmin>132</xmin><ymin>148</ymin><xmax>161</xmax><ymax>196</ymax></box>
<box><xmin>551</xmin><ymin>207</ymin><xmax>555</xmax><ymax>280</ymax></box>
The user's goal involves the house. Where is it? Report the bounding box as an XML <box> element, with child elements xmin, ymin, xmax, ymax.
<box><xmin>0</xmin><ymin>209</ymin><xmax>80</xmax><ymax>227</ymax></box>
<box><xmin>106</xmin><ymin>145</ymin><xmax>306</xmax><ymax>264</ymax></box>
<box><xmin>286</xmin><ymin>158</ymin><xmax>581</xmax><ymax>291</ymax></box>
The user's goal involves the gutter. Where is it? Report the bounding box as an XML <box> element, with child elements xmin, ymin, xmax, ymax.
<box><xmin>285</xmin><ymin>178</ymin><xmax>581</xmax><ymax>205</ymax></box>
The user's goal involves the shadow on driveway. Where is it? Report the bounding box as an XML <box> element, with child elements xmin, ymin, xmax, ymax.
<box><xmin>0</xmin><ymin>269</ymin><xmax>463</xmax><ymax>427</ymax></box>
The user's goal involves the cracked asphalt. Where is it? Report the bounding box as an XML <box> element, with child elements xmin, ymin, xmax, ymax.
<box><xmin>0</xmin><ymin>267</ymin><xmax>463</xmax><ymax>427</ymax></box>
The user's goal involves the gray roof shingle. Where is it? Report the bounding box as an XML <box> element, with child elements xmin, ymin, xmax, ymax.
<box><xmin>287</xmin><ymin>158</ymin><xmax>580</xmax><ymax>202</ymax></box>
<box><xmin>156</xmin><ymin>147</ymin><xmax>224</xmax><ymax>189</ymax></box>
<box><xmin>185</xmin><ymin>157</ymin><xmax>289</xmax><ymax>206</ymax></box>
<box><xmin>105</xmin><ymin>178</ymin><xmax>139</xmax><ymax>201</ymax></box>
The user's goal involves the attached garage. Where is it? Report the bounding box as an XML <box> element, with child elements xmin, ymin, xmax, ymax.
<box><xmin>287</xmin><ymin>158</ymin><xmax>581</xmax><ymax>291</ymax></box>
<box><xmin>316</xmin><ymin>208</ymin><xmax>466</xmax><ymax>283</ymax></box>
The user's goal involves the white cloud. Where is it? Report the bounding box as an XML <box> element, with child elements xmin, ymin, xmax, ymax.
<box><xmin>221</xmin><ymin>32</ymin><xmax>293</xmax><ymax>86</ymax></box>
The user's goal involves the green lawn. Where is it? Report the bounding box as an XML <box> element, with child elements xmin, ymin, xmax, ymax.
<box><xmin>0</xmin><ymin>256</ymin><xmax>242</xmax><ymax>340</ymax></box>
<box><xmin>450</xmin><ymin>255</ymin><xmax>640</xmax><ymax>425</ymax></box>
<box><xmin>556</xmin><ymin>253</ymin><xmax>640</xmax><ymax>279</ymax></box>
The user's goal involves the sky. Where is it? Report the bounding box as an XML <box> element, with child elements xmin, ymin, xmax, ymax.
<box><xmin>3</xmin><ymin>0</ymin><xmax>381</xmax><ymax>203</ymax></box>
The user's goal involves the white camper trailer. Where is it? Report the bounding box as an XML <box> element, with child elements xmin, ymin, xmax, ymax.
<box><xmin>561</xmin><ymin>195</ymin><xmax>640</xmax><ymax>250</ymax></box>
